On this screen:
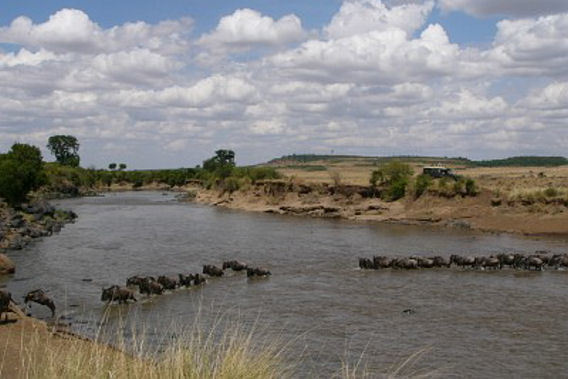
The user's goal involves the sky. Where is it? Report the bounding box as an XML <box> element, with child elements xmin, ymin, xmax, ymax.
<box><xmin>0</xmin><ymin>0</ymin><xmax>567</xmax><ymax>168</ymax></box>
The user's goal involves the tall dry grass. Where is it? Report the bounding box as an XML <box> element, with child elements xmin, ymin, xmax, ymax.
<box><xmin>15</xmin><ymin>318</ymin><xmax>292</xmax><ymax>379</ymax></box>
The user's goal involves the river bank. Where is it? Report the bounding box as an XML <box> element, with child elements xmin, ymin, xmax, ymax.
<box><xmin>191</xmin><ymin>180</ymin><xmax>568</xmax><ymax>237</ymax></box>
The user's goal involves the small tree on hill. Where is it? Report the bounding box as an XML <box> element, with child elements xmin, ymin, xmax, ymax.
<box><xmin>108</xmin><ymin>163</ymin><xmax>117</xmax><ymax>170</ymax></box>
<box><xmin>119</xmin><ymin>163</ymin><xmax>127</xmax><ymax>171</ymax></box>
<box><xmin>47</xmin><ymin>135</ymin><xmax>80</xmax><ymax>167</ymax></box>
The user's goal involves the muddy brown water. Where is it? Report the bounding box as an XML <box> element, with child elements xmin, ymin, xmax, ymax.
<box><xmin>1</xmin><ymin>192</ymin><xmax>567</xmax><ymax>378</ymax></box>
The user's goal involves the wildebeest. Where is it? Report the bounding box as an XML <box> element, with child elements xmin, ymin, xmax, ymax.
<box><xmin>101</xmin><ymin>285</ymin><xmax>137</xmax><ymax>304</ymax></box>
<box><xmin>474</xmin><ymin>256</ymin><xmax>500</xmax><ymax>270</ymax></box>
<box><xmin>432</xmin><ymin>256</ymin><xmax>451</xmax><ymax>268</ymax></box>
<box><xmin>158</xmin><ymin>275</ymin><xmax>179</xmax><ymax>290</ymax></box>
<box><xmin>24</xmin><ymin>289</ymin><xmax>56</xmax><ymax>316</ymax></box>
<box><xmin>358</xmin><ymin>258</ymin><xmax>374</xmax><ymax>270</ymax></box>
<box><xmin>139</xmin><ymin>277</ymin><xmax>164</xmax><ymax>295</ymax></box>
<box><xmin>203</xmin><ymin>264</ymin><xmax>224</xmax><ymax>277</ymax></box>
<box><xmin>497</xmin><ymin>253</ymin><xmax>515</xmax><ymax>269</ymax></box>
<box><xmin>247</xmin><ymin>267</ymin><xmax>271</xmax><ymax>278</ymax></box>
<box><xmin>126</xmin><ymin>275</ymin><xmax>147</xmax><ymax>287</ymax></box>
<box><xmin>193</xmin><ymin>274</ymin><xmax>207</xmax><ymax>285</ymax></box>
<box><xmin>450</xmin><ymin>255</ymin><xmax>475</xmax><ymax>269</ymax></box>
<box><xmin>222</xmin><ymin>260</ymin><xmax>248</xmax><ymax>271</ymax></box>
<box><xmin>179</xmin><ymin>273</ymin><xmax>196</xmax><ymax>287</ymax></box>
<box><xmin>525</xmin><ymin>256</ymin><xmax>544</xmax><ymax>271</ymax></box>
<box><xmin>373</xmin><ymin>256</ymin><xmax>393</xmax><ymax>269</ymax></box>
<box><xmin>392</xmin><ymin>258</ymin><xmax>418</xmax><ymax>270</ymax></box>
<box><xmin>417</xmin><ymin>257</ymin><xmax>435</xmax><ymax>269</ymax></box>
<box><xmin>0</xmin><ymin>290</ymin><xmax>13</xmax><ymax>321</ymax></box>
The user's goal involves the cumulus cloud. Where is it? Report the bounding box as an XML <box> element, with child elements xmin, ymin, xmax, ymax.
<box><xmin>439</xmin><ymin>0</ymin><xmax>568</xmax><ymax>17</ymax></box>
<box><xmin>490</xmin><ymin>13</ymin><xmax>568</xmax><ymax>78</ymax></box>
<box><xmin>0</xmin><ymin>8</ymin><xmax>192</xmax><ymax>54</ymax></box>
<box><xmin>1</xmin><ymin>4</ymin><xmax>568</xmax><ymax>166</ymax></box>
<box><xmin>198</xmin><ymin>8</ymin><xmax>305</xmax><ymax>52</ymax></box>
<box><xmin>325</xmin><ymin>0</ymin><xmax>434</xmax><ymax>38</ymax></box>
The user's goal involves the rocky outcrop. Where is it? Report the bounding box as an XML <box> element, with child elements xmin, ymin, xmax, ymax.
<box><xmin>0</xmin><ymin>253</ymin><xmax>15</xmax><ymax>274</ymax></box>
<box><xmin>0</xmin><ymin>200</ymin><xmax>77</xmax><ymax>252</ymax></box>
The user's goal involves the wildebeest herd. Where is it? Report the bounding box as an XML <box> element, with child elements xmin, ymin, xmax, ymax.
<box><xmin>359</xmin><ymin>251</ymin><xmax>568</xmax><ymax>271</ymax></box>
<box><xmin>0</xmin><ymin>261</ymin><xmax>271</xmax><ymax>320</ymax></box>
<box><xmin>101</xmin><ymin>261</ymin><xmax>271</xmax><ymax>304</ymax></box>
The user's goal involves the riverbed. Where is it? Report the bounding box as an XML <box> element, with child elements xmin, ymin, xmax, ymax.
<box><xmin>2</xmin><ymin>191</ymin><xmax>567</xmax><ymax>377</ymax></box>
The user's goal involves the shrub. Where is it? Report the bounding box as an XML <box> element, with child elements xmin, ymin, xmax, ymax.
<box><xmin>465</xmin><ymin>178</ymin><xmax>478</xmax><ymax>196</ymax></box>
<box><xmin>413</xmin><ymin>174</ymin><xmax>432</xmax><ymax>198</ymax></box>
<box><xmin>386</xmin><ymin>178</ymin><xmax>408</xmax><ymax>201</ymax></box>
<box><xmin>544</xmin><ymin>187</ymin><xmax>558</xmax><ymax>197</ymax></box>
<box><xmin>370</xmin><ymin>161</ymin><xmax>413</xmax><ymax>201</ymax></box>
<box><xmin>0</xmin><ymin>143</ymin><xmax>45</xmax><ymax>205</ymax></box>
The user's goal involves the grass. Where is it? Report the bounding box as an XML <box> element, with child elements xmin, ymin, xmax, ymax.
<box><xmin>8</xmin><ymin>314</ymin><xmax>292</xmax><ymax>379</ymax></box>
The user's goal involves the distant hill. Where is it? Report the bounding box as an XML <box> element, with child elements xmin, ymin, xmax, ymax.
<box><xmin>473</xmin><ymin>156</ymin><xmax>568</xmax><ymax>167</ymax></box>
<box><xmin>266</xmin><ymin>154</ymin><xmax>568</xmax><ymax>168</ymax></box>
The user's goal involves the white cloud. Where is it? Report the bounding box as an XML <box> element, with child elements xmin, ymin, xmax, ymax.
<box><xmin>439</xmin><ymin>0</ymin><xmax>568</xmax><ymax>17</ymax></box>
<box><xmin>198</xmin><ymin>8</ymin><xmax>305</xmax><ymax>52</ymax></box>
<box><xmin>490</xmin><ymin>13</ymin><xmax>568</xmax><ymax>78</ymax></box>
<box><xmin>0</xmin><ymin>8</ymin><xmax>192</xmax><ymax>54</ymax></box>
<box><xmin>325</xmin><ymin>0</ymin><xmax>434</xmax><ymax>38</ymax></box>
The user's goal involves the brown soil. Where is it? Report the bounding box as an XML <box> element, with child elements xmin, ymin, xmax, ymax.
<box><xmin>193</xmin><ymin>180</ymin><xmax>568</xmax><ymax>237</ymax></box>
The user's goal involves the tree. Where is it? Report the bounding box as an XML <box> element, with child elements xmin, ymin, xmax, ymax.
<box><xmin>370</xmin><ymin>161</ymin><xmax>414</xmax><ymax>201</ymax></box>
<box><xmin>119</xmin><ymin>163</ymin><xmax>127</xmax><ymax>171</ymax></box>
<box><xmin>108</xmin><ymin>163</ymin><xmax>117</xmax><ymax>170</ymax></box>
<box><xmin>203</xmin><ymin>149</ymin><xmax>235</xmax><ymax>172</ymax></box>
<box><xmin>0</xmin><ymin>143</ymin><xmax>45</xmax><ymax>205</ymax></box>
<box><xmin>47</xmin><ymin>135</ymin><xmax>80</xmax><ymax>167</ymax></box>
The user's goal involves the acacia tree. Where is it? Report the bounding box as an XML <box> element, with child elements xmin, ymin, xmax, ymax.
<box><xmin>202</xmin><ymin>149</ymin><xmax>235</xmax><ymax>179</ymax></box>
<box><xmin>108</xmin><ymin>163</ymin><xmax>117</xmax><ymax>170</ymax></box>
<box><xmin>47</xmin><ymin>135</ymin><xmax>80</xmax><ymax>167</ymax></box>
<box><xmin>119</xmin><ymin>163</ymin><xmax>127</xmax><ymax>171</ymax></box>
<box><xmin>0</xmin><ymin>143</ymin><xmax>45</xmax><ymax>205</ymax></box>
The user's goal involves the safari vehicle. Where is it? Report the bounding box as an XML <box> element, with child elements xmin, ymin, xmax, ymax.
<box><xmin>422</xmin><ymin>166</ymin><xmax>458</xmax><ymax>180</ymax></box>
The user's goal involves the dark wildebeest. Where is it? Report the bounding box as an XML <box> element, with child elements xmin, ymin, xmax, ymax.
<box><xmin>139</xmin><ymin>277</ymin><xmax>164</xmax><ymax>295</ymax></box>
<box><xmin>158</xmin><ymin>275</ymin><xmax>179</xmax><ymax>290</ymax></box>
<box><xmin>126</xmin><ymin>275</ymin><xmax>147</xmax><ymax>287</ymax></box>
<box><xmin>525</xmin><ymin>256</ymin><xmax>544</xmax><ymax>271</ymax></box>
<box><xmin>203</xmin><ymin>265</ymin><xmax>224</xmax><ymax>277</ymax></box>
<box><xmin>179</xmin><ymin>273</ymin><xmax>196</xmax><ymax>287</ymax></box>
<box><xmin>475</xmin><ymin>256</ymin><xmax>500</xmax><ymax>270</ymax></box>
<box><xmin>373</xmin><ymin>256</ymin><xmax>393</xmax><ymax>269</ymax></box>
<box><xmin>247</xmin><ymin>267</ymin><xmax>271</xmax><ymax>278</ymax></box>
<box><xmin>193</xmin><ymin>274</ymin><xmax>207</xmax><ymax>285</ymax></box>
<box><xmin>392</xmin><ymin>258</ymin><xmax>418</xmax><ymax>270</ymax></box>
<box><xmin>358</xmin><ymin>258</ymin><xmax>374</xmax><ymax>270</ymax></box>
<box><xmin>24</xmin><ymin>289</ymin><xmax>56</xmax><ymax>316</ymax></box>
<box><xmin>450</xmin><ymin>255</ymin><xmax>475</xmax><ymax>269</ymax></box>
<box><xmin>0</xmin><ymin>290</ymin><xmax>13</xmax><ymax>322</ymax></box>
<box><xmin>101</xmin><ymin>286</ymin><xmax>137</xmax><ymax>304</ymax></box>
<box><xmin>497</xmin><ymin>253</ymin><xmax>515</xmax><ymax>269</ymax></box>
<box><xmin>432</xmin><ymin>256</ymin><xmax>451</xmax><ymax>268</ymax></box>
<box><xmin>222</xmin><ymin>260</ymin><xmax>248</xmax><ymax>271</ymax></box>
<box><xmin>417</xmin><ymin>257</ymin><xmax>435</xmax><ymax>269</ymax></box>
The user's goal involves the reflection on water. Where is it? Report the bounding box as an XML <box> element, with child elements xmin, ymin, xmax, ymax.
<box><xmin>3</xmin><ymin>192</ymin><xmax>568</xmax><ymax>377</ymax></box>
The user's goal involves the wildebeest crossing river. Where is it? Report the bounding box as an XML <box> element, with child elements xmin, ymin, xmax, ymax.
<box><xmin>1</xmin><ymin>192</ymin><xmax>567</xmax><ymax>377</ymax></box>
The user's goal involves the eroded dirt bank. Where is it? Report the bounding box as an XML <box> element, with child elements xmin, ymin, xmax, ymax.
<box><xmin>192</xmin><ymin>181</ymin><xmax>568</xmax><ymax>237</ymax></box>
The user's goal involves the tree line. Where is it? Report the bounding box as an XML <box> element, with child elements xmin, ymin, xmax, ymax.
<box><xmin>0</xmin><ymin>137</ymin><xmax>280</xmax><ymax>206</ymax></box>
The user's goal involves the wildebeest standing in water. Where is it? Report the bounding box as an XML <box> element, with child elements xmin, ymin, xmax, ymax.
<box><xmin>247</xmin><ymin>267</ymin><xmax>271</xmax><ymax>278</ymax></box>
<box><xmin>101</xmin><ymin>286</ymin><xmax>137</xmax><ymax>304</ymax></box>
<box><xmin>139</xmin><ymin>277</ymin><xmax>164</xmax><ymax>295</ymax></box>
<box><xmin>203</xmin><ymin>265</ymin><xmax>224</xmax><ymax>277</ymax></box>
<box><xmin>24</xmin><ymin>289</ymin><xmax>56</xmax><ymax>316</ymax></box>
<box><xmin>157</xmin><ymin>275</ymin><xmax>179</xmax><ymax>290</ymax></box>
<box><xmin>223</xmin><ymin>260</ymin><xmax>248</xmax><ymax>271</ymax></box>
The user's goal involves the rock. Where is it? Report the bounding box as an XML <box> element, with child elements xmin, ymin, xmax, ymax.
<box><xmin>22</xmin><ymin>200</ymin><xmax>55</xmax><ymax>218</ymax></box>
<box><xmin>0</xmin><ymin>253</ymin><xmax>15</xmax><ymax>274</ymax></box>
<box><xmin>8</xmin><ymin>214</ymin><xmax>25</xmax><ymax>228</ymax></box>
<box><xmin>8</xmin><ymin>235</ymin><xmax>26</xmax><ymax>250</ymax></box>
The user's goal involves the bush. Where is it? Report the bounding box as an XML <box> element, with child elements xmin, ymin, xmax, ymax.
<box><xmin>370</xmin><ymin>161</ymin><xmax>413</xmax><ymax>201</ymax></box>
<box><xmin>413</xmin><ymin>174</ymin><xmax>432</xmax><ymax>199</ymax></box>
<box><xmin>465</xmin><ymin>178</ymin><xmax>478</xmax><ymax>196</ymax></box>
<box><xmin>0</xmin><ymin>143</ymin><xmax>45</xmax><ymax>205</ymax></box>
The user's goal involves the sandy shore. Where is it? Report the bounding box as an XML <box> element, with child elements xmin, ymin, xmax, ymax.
<box><xmin>192</xmin><ymin>182</ymin><xmax>568</xmax><ymax>237</ymax></box>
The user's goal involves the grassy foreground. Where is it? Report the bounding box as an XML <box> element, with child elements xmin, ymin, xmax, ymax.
<box><xmin>1</xmin><ymin>317</ymin><xmax>291</xmax><ymax>379</ymax></box>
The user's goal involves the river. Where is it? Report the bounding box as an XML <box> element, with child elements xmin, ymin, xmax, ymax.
<box><xmin>1</xmin><ymin>191</ymin><xmax>567</xmax><ymax>378</ymax></box>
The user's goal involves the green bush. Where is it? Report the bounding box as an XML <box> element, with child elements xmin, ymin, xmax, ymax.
<box><xmin>413</xmin><ymin>174</ymin><xmax>432</xmax><ymax>198</ymax></box>
<box><xmin>370</xmin><ymin>161</ymin><xmax>413</xmax><ymax>201</ymax></box>
<box><xmin>0</xmin><ymin>143</ymin><xmax>45</xmax><ymax>205</ymax></box>
<box><xmin>386</xmin><ymin>178</ymin><xmax>409</xmax><ymax>201</ymax></box>
<box><xmin>465</xmin><ymin>178</ymin><xmax>478</xmax><ymax>196</ymax></box>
